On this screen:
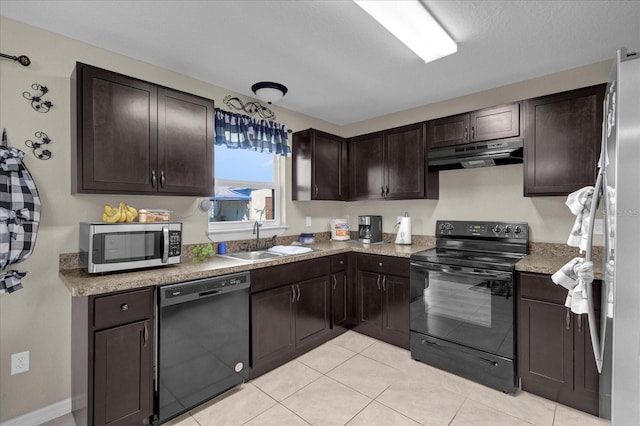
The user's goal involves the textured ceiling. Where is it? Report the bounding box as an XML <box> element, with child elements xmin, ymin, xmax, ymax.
<box><xmin>1</xmin><ymin>0</ymin><xmax>639</xmax><ymax>125</ymax></box>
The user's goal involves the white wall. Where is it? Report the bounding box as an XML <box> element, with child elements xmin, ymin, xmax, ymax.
<box><xmin>0</xmin><ymin>15</ymin><xmax>610</xmax><ymax>421</ymax></box>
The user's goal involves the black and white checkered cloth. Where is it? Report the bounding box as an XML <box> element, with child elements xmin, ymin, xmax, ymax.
<box><xmin>1</xmin><ymin>131</ymin><xmax>41</xmax><ymax>294</ymax></box>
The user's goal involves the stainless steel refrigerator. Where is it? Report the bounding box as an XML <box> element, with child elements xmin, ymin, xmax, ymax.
<box><xmin>587</xmin><ymin>48</ymin><xmax>640</xmax><ymax>424</ymax></box>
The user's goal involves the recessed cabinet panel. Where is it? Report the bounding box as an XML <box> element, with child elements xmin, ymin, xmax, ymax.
<box><xmin>385</xmin><ymin>123</ymin><xmax>425</xmax><ymax>199</ymax></box>
<box><xmin>470</xmin><ymin>103</ymin><xmax>520</xmax><ymax>142</ymax></box>
<box><xmin>349</xmin><ymin>132</ymin><xmax>384</xmax><ymax>200</ymax></box>
<box><xmin>427</xmin><ymin>113</ymin><xmax>470</xmax><ymax>148</ymax></box>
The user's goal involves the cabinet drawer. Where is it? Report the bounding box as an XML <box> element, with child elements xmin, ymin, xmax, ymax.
<box><xmin>518</xmin><ymin>272</ymin><xmax>602</xmax><ymax>307</ymax></box>
<box><xmin>331</xmin><ymin>254</ymin><xmax>347</xmax><ymax>272</ymax></box>
<box><xmin>251</xmin><ymin>257</ymin><xmax>330</xmax><ymax>293</ymax></box>
<box><xmin>357</xmin><ymin>254</ymin><xmax>409</xmax><ymax>277</ymax></box>
<box><xmin>93</xmin><ymin>288</ymin><xmax>153</xmax><ymax>330</ymax></box>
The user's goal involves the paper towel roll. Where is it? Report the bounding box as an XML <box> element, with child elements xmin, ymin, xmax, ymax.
<box><xmin>395</xmin><ymin>216</ymin><xmax>412</xmax><ymax>244</ymax></box>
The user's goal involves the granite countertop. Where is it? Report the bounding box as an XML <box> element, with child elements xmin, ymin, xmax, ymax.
<box><xmin>59</xmin><ymin>238</ymin><xmax>436</xmax><ymax>297</ymax></box>
<box><xmin>515</xmin><ymin>243</ymin><xmax>604</xmax><ymax>279</ymax></box>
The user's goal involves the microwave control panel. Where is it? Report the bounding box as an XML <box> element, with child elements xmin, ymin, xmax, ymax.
<box><xmin>169</xmin><ymin>231</ymin><xmax>182</xmax><ymax>256</ymax></box>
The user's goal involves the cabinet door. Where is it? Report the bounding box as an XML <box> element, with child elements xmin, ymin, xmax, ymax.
<box><xmin>93</xmin><ymin>320</ymin><xmax>152</xmax><ymax>426</ymax></box>
<box><xmin>427</xmin><ymin>113</ymin><xmax>470</xmax><ymax>148</ymax></box>
<box><xmin>469</xmin><ymin>103</ymin><xmax>520</xmax><ymax>142</ymax></box>
<box><xmin>382</xmin><ymin>274</ymin><xmax>410</xmax><ymax>349</ymax></box>
<box><xmin>349</xmin><ymin>132</ymin><xmax>384</xmax><ymax>200</ymax></box>
<box><xmin>79</xmin><ymin>64</ymin><xmax>157</xmax><ymax>193</ymax></box>
<box><xmin>251</xmin><ymin>286</ymin><xmax>295</xmax><ymax>365</ymax></box>
<box><xmin>384</xmin><ymin>123</ymin><xmax>425</xmax><ymax>199</ymax></box>
<box><xmin>518</xmin><ymin>298</ymin><xmax>573</xmax><ymax>402</ymax></box>
<box><xmin>157</xmin><ymin>88</ymin><xmax>214</xmax><ymax>195</ymax></box>
<box><xmin>573</xmin><ymin>313</ymin><xmax>600</xmax><ymax>416</ymax></box>
<box><xmin>524</xmin><ymin>84</ymin><xmax>605</xmax><ymax>196</ymax></box>
<box><xmin>295</xmin><ymin>276</ymin><xmax>329</xmax><ymax>345</ymax></box>
<box><xmin>313</xmin><ymin>131</ymin><xmax>348</xmax><ymax>200</ymax></box>
<box><xmin>357</xmin><ymin>270</ymin><xmax>383</xmax><ymax>330</ymax></box>
<box><xmin>331</xmin><ymin>271</ymin><xmax>348</xmax><ymax>328</ymax></box>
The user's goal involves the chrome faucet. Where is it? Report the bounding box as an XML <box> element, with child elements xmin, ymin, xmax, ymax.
<box><xmin>252</xmin><ymin>220</ymin><xmax>261</xmax><ymax>249</ymax></box>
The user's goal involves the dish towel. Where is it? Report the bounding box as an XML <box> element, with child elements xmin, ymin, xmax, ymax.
<box><xmin>268</xmin><ymin>245</ymin><xmax>313</xmax><ymax>255</ymax></box>
<box><xmin>552</xmin><ymin>257</ymin><xmax>593</xmax><ymax>315</ymax></box>
<box><xmin>565</xmin><ymin>186</ymin><xmax>594</xmax><ymax>253</ymax></box>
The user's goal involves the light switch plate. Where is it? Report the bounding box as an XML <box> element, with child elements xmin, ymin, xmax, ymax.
<box><xmin>305</xmin><ymin>216</ymin><xmax>311</xmax><ymax>227</ymax></box>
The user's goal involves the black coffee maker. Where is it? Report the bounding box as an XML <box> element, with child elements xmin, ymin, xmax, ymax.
<box><xmin>358</xmin><ymin>215</ymin><xmax>382</xmax><ymax>244</ymax></box>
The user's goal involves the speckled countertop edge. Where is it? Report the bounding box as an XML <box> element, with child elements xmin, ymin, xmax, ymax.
<box><xmin>59</xmin><ymin>237</ymin><xmax>436</xmax><ymax>297</ymax></box>
<box><xmin>60</xmin><ymin>237</ymin><xmax>603</xmax><ymax>297</ymax></box>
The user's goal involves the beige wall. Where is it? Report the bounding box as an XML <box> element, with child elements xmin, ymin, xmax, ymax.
<box><xmin>0</xmin><ymin>16</ymin><xmax>609</xmax><ymax>421</ymax></box>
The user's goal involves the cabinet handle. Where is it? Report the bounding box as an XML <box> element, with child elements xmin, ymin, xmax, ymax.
<box><xmin>314</xmin><ymin>184</ymin><xmax>318</xmax><ymax>196</ymax></box>
<box><xmin>577</xmin><ymin>314</ymin><xmax>582</xmax><ymax>333</ymax></box>
<box><xmin>296</xmin><ymin>284</ymin><xmax>301</xmax><ymax>301</ymax></box>
<box><xmin>291</xmin><ymin>286</ymin><xmax>296</xmax><ymax>302</ymax></box>
<box><xmin>376</xmin><ymin>275</ymin><xmax>381</xmax><ymax>290</ymax></box>
<box><xmin>382</xmin><ymin>276</ymin><xmax>387</xmax><ymax>291</ymax></box>
<box><xmin>381</xmin><ymin>186</ymin><xmax>385</xmax><ymax>197</ymax></box>
<box><xmin>385</xmin><ymin>185</ymin><xmax>389</xmax><ymax>198</ymax></box>
<box><xmin>143</xmin><ymin>323</ymin><xmax>148</xmax><ymax>347</ymax></box>
<box><xmin>471</xmin><ymin>126</ymin><xmax>475</xmax><ymax>140</ymax></box>
<box><xmin>120</xmin><ymin>303</ymin><xmax>129</xmax><ymax>311</ymax></box>
<box><xmin>160</xmin><ymin>170</ymin><xmax>166</xmax><ymax>188</ymax></box>
<box><xmin>464</xmin><ymin>127</ymin><xmax>468</xmax><ymax>141</ymax></box>
<box><xmin>151</xmin><ymin>170</ymin><xmax>157</xmax><ymax>188</ymax></box>
<box><xmin>566</xmin><ymin>309</ymin><xmax>571</xmax><ymax>330</ymax></box>
<box><xmin>333</xmin><ymin>275</ymin><xmax>337</xmax><ymax>290</ymax></box>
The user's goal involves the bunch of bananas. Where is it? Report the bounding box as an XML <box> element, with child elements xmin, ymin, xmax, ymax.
<box><xmin>103</xmin><ymin>202</ymin><xmax>138</xmax><ymax>223</ymax></box>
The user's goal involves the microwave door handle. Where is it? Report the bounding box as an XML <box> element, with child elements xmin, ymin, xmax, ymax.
<box><xmin>162</xmin><ymin>225</ymin><xmax>169</xmax><ymax>263</ymax></box>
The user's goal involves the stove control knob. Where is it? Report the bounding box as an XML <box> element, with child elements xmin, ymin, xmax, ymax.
<box><xmin>492</xmin><ymin>225</ymin><xmax>502</xmax><ymax>233</ymax></box>
<box><xmin>439</xmin><ymin>222</ymin><xmax>453</xmax><ymax>232</ymax></box>
<box><xmin>504</xmin><ymin>226</ymin><xmax>512</xmax><ymax>234</ymax></box>
<box><xmin>514</xmin><ymin>226</ymin><xmax>522</xmax><ymax>234</ymax></box>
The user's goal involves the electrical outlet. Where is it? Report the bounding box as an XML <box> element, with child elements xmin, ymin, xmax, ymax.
<box><xmin>593</xmin><ymin>218</ymin><xmax>603</xmax><ymax>235</ymax></box>
<box><xmin>11</xmin><ymin>351</ymin><xmax>29</xmax><ymax>375</ymax></box>
<box><xmin>305</xmin><ymin>216</ymin><xmax>311</xmax><ymax>227</ymax></box>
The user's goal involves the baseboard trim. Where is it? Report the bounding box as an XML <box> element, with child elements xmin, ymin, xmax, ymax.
<box><xmin>0</xmin><ymin>398</ymin><xmax>72</xmax><ymax>426</ymax></box>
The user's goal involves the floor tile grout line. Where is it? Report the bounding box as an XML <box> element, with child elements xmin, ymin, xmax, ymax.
<box><xmin>465</xmin><ymin>391</ymin><xmax>555</xmax><ymax>426</ymax></box>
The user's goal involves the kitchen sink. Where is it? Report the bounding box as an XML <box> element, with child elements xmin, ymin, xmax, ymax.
<box><xmin>219</xmin><ymin>250</ymin><xmax>285</xmax><ymax>262</ymax></box>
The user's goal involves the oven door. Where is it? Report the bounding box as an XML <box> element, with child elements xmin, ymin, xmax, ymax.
<box><xmin>410</xmin><ymin>260</ymin><xmax>514</xmax><ymax>359</ymax></box>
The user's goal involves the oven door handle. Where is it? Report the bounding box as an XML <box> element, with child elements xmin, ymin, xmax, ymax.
<box><xmin>410</xmin><ymin>262</ymin><xmax>512</xmax><ymax>281</ymax></box>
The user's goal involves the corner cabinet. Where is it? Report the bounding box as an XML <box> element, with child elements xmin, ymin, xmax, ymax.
<box><xmin>427</xmin><ymin>103</ymin><xmax>520</xmax><ymax>149</ymax></box>
<box><xmin>517</xmin><ymin>272</ymin><xmax>600</xmax><ymax>416</ymax></box>
<box><xmin>72</xmin><ymin>62</ymin><xmax>214</xmax><ymax>196</ymax></box>
<box><xmin>353</xmin><ymin>254</ymin><xmax>410</xmax><ymax>349</ymax></box>
<box><xmin>72</xmin><ymin>287</ymin><xmax>154</xmax><ymax>426</ymax></box>
<box><xmin>349</xmin><ymin>123</ymin><xmax>438</xmax><ymax>200</ymax></box>
<box><xmin>292</xmin><ymin>129</ymin><xmax>348</xmax><ymax>200</ymax></box>
<box><xmin>523</xmin><ymin>84</ymin><xmax>605</xmax><ymax>196</ymax></box>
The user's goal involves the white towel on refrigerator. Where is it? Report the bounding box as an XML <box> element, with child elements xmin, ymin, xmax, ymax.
<box><xmin>552</xmin><ymin>257</ymin><xmax>593</xmax><ymax>315</ymax></box>
<box><xmin>565</xmin><ymin>186</ymin><xmax>595</xmax><ymax>253</ymax></box>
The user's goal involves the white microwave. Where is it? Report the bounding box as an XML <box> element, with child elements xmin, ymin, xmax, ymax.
<box><xmin>79</xmin><ymin>222</ymin><xmax>182</xmax><ymax>274</ymax></box>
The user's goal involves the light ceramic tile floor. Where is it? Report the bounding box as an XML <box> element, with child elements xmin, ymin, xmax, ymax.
<box><xmin>44</xmin><ymin>331</ymin><xmax>611</xmax><ymax>426</ymax></box>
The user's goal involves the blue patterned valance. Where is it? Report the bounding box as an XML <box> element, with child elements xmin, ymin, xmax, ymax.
<box><xmin>214</xmin><ymin>108</ymin><xmax>290</xmax><ymax>157</ymax></box>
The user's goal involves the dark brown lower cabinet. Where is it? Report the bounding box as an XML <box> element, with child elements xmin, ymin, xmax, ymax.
<box><xmin>517</xmin><ymin>272</ymin><xmax>600</xmax><ymax>415</ymax></box>
<box><xmin>250</xmin><ymin>257</ymin><xmax>342</xmax><ymax>378</ymax></box>
<box><xmin>353</xmin><ymin>254</ymin><xmax>410</xmax><ymax>349</ymax></box>
<box><xmin>72</xmin><ymin>287</ymin><xmax>154</xmax><ymax>426</ymax></box>
<box><xmin>331</xmin><ymin>254</ymin><xmax>349</xmax><ymax>328</ymax></box>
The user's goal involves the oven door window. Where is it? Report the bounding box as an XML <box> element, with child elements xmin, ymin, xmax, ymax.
<box><xmin>410</xmin><ymin>268</ymin><xmax>514</xmax><ymax>358</ymax></box>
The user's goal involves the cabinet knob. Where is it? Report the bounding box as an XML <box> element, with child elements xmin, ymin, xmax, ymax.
<box><xmin>151</xmin><ymin>170</ymin><xmax>157</xmax><ymax>188</ymax></box>
<box><xmin>120</xmin><ymin>303</ymin><xmax>129</xmax><ymax>311</ymax></box>
<box><xmin>378</xmin><ymin>262</ymin><xmax>383</xmax><ymax>267</ymax></box>
<box><xmin>339</xmin><ymin>260</ymin><xmax>344</xmax><ymax>265</ymax></box>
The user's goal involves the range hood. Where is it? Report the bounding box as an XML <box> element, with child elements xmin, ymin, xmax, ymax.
<box><xmin>428</xmin><ymin>138</ymin><xmax>524</xmax><ymax>170</ymax></box>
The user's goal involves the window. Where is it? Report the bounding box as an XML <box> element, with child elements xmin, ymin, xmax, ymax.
<box><xmin>207</xmin><ymin>145</ymin><xmax>286</xmax><ymax>239</ymax></box>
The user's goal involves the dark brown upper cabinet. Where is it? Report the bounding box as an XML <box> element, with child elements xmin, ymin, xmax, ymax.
<box><xmin>524</xmin><ymin>84</ymin><xmax>605</xmax><ymax>196</ymax></box>
<box><xmin>349</xmin><ymin>123</ymin><xmax>438</xmax><ymax>200</ymax></box>
<box><xmin>292</xmin><ymin>129</ymin><xmax>348</xmax><ymax>200</ymax></box>
<box><xmin>427</xmin><ymin>102</ymin><xmax>520</xmax><ymax>149</ymax></box>
<box><xmin>72</xmin><ymin>62</ymin><xmax>214</xmax><ymax>196</ymax></box>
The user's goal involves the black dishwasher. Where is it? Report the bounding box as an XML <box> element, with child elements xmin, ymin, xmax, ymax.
<box><xmin>154</xmin><ymin>272</ymin><xmax>250</xmax><ymax>424</ymax></box>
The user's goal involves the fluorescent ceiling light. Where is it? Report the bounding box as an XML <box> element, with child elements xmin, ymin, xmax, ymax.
<box><xmin>354</xmin><ymin>0</ymin><xmax>457</xmax><ymax>63</ymax></box>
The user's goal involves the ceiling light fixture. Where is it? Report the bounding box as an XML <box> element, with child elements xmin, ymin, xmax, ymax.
<box><xmin>251</xmin><ymin>82</ymin><xmax>288</xmax><ymax>104</ymax></box>
<box><xmin>353</xmin><ymin>0</ymin><xmax>457</xmax><ymax>63</ymax></box>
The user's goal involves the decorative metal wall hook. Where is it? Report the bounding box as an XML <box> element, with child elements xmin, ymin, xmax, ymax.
<box><xmin>25</xmin><ymin>131</ymin><xmax>52</xmax><ymax>160</ymax></box>
<box><xmin>223</xmin><ymin>95</ymin><xmax>276</xmax><ymax>120</ymax></box>
<box><xmin>0</xmin><ymin>52</ymin><xmax>31</xmax><ymax>66</ymax></box>
<box><xmin>23</xmin><ymin>84</ymin><xmax>54</xmax><ymax>113</ymax></box>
